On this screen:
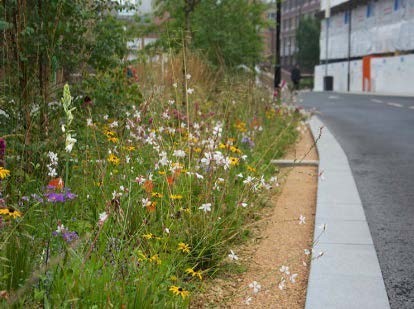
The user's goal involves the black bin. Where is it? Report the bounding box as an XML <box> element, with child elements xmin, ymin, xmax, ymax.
<box><xmin>323</xmin><ymin>76</ymin><xmax>334</xmax><ymax>91</ymax></box>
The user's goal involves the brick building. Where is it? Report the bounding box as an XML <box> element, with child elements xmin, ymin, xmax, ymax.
<box><xmin>280</xmin><ymin>0</ymin><xmax>320</xmax><ymax>69</ymax></box>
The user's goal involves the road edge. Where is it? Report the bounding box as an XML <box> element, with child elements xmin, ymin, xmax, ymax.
<box><xmin>305</xmin><ymin>116</ymin><xmax>390</xmax><ymax>309</ymax></box>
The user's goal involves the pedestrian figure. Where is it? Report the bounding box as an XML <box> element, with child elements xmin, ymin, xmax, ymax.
<box><xmin>291</xmin><ymin>64</ymin><xmax>301</xmax><ymax>91</ymax></box>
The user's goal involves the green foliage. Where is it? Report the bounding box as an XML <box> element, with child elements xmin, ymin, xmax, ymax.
<box><xmin>0</xmin><ymin>56</ymin><xmax>302</xmax><ymax>307</ymax></box>
<box><xmin>296</xmin><ymin>17</ymin><xmax>320</xmax><ymax>72</ymax></box>
<box><xmin>88</xmin><ymin>16</ymin><xmax>128</xmax><ymax>71</ymax></box>
<box><xmin>155</xmin><ymin>0</ymin><xmax>266</xmax><ymax>67</ymax></box>
<box><xmin>80</xmin><ymin>67</ymin><xmax>143</xmax><ymax>115</ymax></box>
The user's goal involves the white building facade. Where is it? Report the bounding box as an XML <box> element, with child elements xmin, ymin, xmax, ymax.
<box><xmin>314</xmin><ymin>0</ymin><xmax>414</xmax><ymax>95</ymax></box>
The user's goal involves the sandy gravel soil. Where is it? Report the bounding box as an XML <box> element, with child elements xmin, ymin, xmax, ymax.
<box><xmin>192</xmin><ymin>125</ymin><xmax>318</xmax><ymax>308</ymax></box>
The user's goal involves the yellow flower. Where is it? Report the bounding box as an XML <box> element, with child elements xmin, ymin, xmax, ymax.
<box><xmin>0</xmin><ymin>167</ymin><xmax>10</xmax><ymax>180</ymax></box>
<box><xmin>170</xmin><ymin>194</ymin><xmax>183</xmax><ymax>200</ymax></box>
<box><xmin>230</xmin><ymin>146</ymin><xmax>242</xmax><ymax>154</ymax></box>
<box><xmin>149</xmin><ymin>254</ymin><xmax>162</xmax><ymax>265</ymax></box>
<box><xmin>124</xmin><ymin>146</ymin><xmax>135</xmax><ymax>151</ymax></box>
<box><xmin>170</xmin><ymin>275</ymin><xmax>178</xmax><ymax>282</ymax></box>
<box><xmin>151</xmin><ymin>192</ymin><xmax>163</xmax><ymax>198</ymax></box>
<box><xmin>193</xmin><ymin>147</ymin><xmax>202</xmax><ymax>153</ymax></box>
<box><xmin>158</xmin><ymin>171</ymin><xmax>166</xmax><ymax>175</ymax></box>
<box><xmin>0</xmin><ymin>208</ymin><xmax>22</xmax><ymax>219</ymax></box>
<box><xmin>177</xmin><ymin>242</ymin><xmax>190</xmax><ymax>253</ymax></box>
<box><xmin>185</xmin><ymin>268</ymin><xmax>202</xmax><ymax>280</ymax></box>
<box><xmin>143</xmin><ymin>233</ymin><xmax>155</xmax><ymax>240</ymax></box>
<box><xmin>107</xmin><ymin>136</ymin><xmax>118</xmax><ymax>143</ymax></box>
<box><xmin>169</xmin><ymin>286</ymin><xmax>190</xmax><ymax>299</ymax></box>
<box><xmin>104</xmin><ymin>129</ymin><xmax>116</xmax><ymax>137</ymax></box>
<box><xmin>107</xmin><ymin>154</ymin><xmax>120</xmax><ymax>165</ymax></box>
<box><xmin>247</xmin><ymin>165</ymin><xmax>257</xmax><ymax>173</ymax></box>
<box><xmin>229</xmin><ymin>157</ymin><xmax>239</xmax><ymax>166</ymax></box>
<box><xmin>234</xmin><ymin>121</ymin><xmax>247</xmax><ymax>133</ymax></box>
<box><xmin>219</xmin><ymin>143</ymin><xmax>227</xmax><ymax>149</ymax></box>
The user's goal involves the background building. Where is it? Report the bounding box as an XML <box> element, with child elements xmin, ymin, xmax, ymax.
<box><xmin>314</xmin><ymin>0</ymin><xmax>414</xmax><ymax>95</ymax></box>
<box><xmin>280</xmin><ymin>0</ymin><xmax>320</xmax><ymax>70</ymax></box>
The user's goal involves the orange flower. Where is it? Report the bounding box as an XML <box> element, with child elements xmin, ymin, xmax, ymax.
<box><xmin>146</xmin><ymin>201</ymin><xmax>157</xmax><ymax>212</ymax></box>
<box><xmin>143</xmin><ymin>180</ymin><xmax>154</xmax><ymax>193</ymax></box>
<box><xmin>167</xmin><ymin>176</ymin><xmax>175</xmax><ymax>186</ymax></box>
<box><xmin>48</xmin><ymin>178</ymin><xmax>64</xmax><ymax>190</ymax></box>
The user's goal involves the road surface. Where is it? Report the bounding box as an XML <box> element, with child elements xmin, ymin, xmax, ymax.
<box><xmin>300</xmin><ymin>92</ymin><xmax>414</xmax><ymax>309</ymax></box>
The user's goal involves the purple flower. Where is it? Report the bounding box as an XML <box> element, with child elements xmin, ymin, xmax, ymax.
<box><xmin>0</xmin><ymin>138</ymin><xmax>5</xmax><ymax>167</ymax></box>
<box><xmin>53</xmin><ymin>225</ymin><xmax>79</xmax><ymax>243</ymax></box>
<box><xmin>45</xmin><ymin>192</ymin><xmax>66</xmax><ymax>203</ymax></box>
<box><xmin>44</xmin><ymin>188</ymin><xmax>76</xmax><ymax>203</ymax></box>
<box><xmin>62</xmin><ymin>231</ymin><xmax>79</xmax><ymax>243</ymax></box>
<box><xmin>65</xmin><ymin>190</ymin><xmax>77</xmax><ymax>200</ymax></box>
<box><xmin>241</xmin><ymin>136</ymin><xmax>255</xmax><ymax>148</ymax></box>
<box><xmin>31</xmin><ymin>194</ymin><xmax>44</xmax><ymax>203</ymax></box>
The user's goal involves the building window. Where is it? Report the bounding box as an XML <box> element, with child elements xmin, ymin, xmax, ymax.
<box><xmin>344</xmin><ymin>11</ymin><xmax>349</xmax><ymax>24</ymax></box>
<box><xmin>366</xmin><ymin>1</ymin><xmax>374</xmax><ymax>18</ymax></box>
<box><xmin>394</xmin><ymin>0</ymin><xmax>400</xmax><ymax>11</ymax></box>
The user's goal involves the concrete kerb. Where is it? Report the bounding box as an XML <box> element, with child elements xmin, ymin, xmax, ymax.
<box><xmin>305</xmin><ymin>116</ymin><xmax>390</xmax><ymax>309</ymax></box>
<box><xmin>313</xmin><ymin>90</ymin><xmax>414</xmax><ymax>98</ymax></box>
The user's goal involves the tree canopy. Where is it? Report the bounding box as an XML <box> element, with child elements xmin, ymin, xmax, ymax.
<box><xmin>155</xmin><ymin>0</ymin><xmax>267</xmax><ymax>68</ymax></box>
<box><xmin>296</xmin><ymin>16</ymin><xmax>320</xmax><ymax>72</ymax></box>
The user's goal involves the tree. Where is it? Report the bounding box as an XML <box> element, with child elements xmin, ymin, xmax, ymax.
<box><xmin>296</xmin><ymin>16</ymin><xmax>320</xmax><ymax>73</ymax></box>
<box><xmin>0</xmin><ymin>0</ymin><xmax>129</xmax><ymax>168</ymax></box>
<box><xmin>154</xmin><ymin>0</ymin><xmax>266</xmax><ymax>68</ymax></box>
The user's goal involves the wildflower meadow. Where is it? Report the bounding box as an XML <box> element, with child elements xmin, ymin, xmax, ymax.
<box><xmin>0</xmin><ymin>53</ymin><xmax>306</xmax><ymax>307</ymax></box>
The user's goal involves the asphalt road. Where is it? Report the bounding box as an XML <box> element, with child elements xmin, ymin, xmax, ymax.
<box><xmin>299</xmin><ymin>92</ymin><xmax>414</xmax><ymax>309</ymax></box>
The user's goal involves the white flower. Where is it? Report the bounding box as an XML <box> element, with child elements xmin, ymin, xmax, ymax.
<box><xmin>65</xmin><ymin>134</ymin><xmax>77</xmax><ymax>153</ymax></box>
<box><xmin>164</xmin><ymin>227</ymin><xmax>170</xmax><ymax>234</ymax></box>
<box><xmin>319</xmin><ymin>170</ymin><xmax>325</xmax><ymax>181</ymax></box>
<box><xmin>55</xmin><ymin>224</ymin><xmax>66</xmax><ymax>234</ymax></box>
<box><xmin>199</xmin><ymin>203</ymin><xmax>212</xmax><ymax>213</ymax></box>
<box><xmin>99</xmin><ymin>212</ymin><xmax>108</xmax><ymax>224</ymax></box>
<box><xmin>318</xmin><ymin>223</ymin><xmax>327</xmax><ymax>231</ymax></box>
<box><xmin>61</xmin><ymin>124</ymin><xmax>66</xmax><ymax>133</ymax></box>
<box><xmin>109</xmin><ymin>121</ymin><xmax>118</xmax><ymax>128</ymax></box>
<box><xmin>135</xmin><ymin>175</ymin><xmax>146</xmax><ymax>185</ymax></box>
<box><xmin>280</xmin><ymin>265</ymin><xmax>290</xmax><ymax>275</ymax></box>
<box><xmin>168</xmin><ymin>99</ymin><xmax>175</xmax><ymax>105</ymax></box>
<box><xmin>87</xmin><ymin>118</ymin><xmax>93</xmax><ymax>126</ymax></box>
<box><xmin>195</xmin><ymin>173</ymin><xmax>204</xmax><ymax>179</ymax></box>
<box><xmin>103</xmin><ymin>114</ymin><xmax>109</xmax><ymax>120</ymax></box>
<box><xmin>185</xmin><ymin>74</ymin><xmax>191</xmax><ymax>80</ymax></box>
<box><xmin>290</xmin><ymin>274</ymin><xmax>298</xmax><ymax>283</ymax></box>
<box><xmin>244</xmin><ymin>297</ymin><xmax>253</xmax><ymax>305</ymax></box>
<box><xmin>248</xmin><ymin>281</ymin><xmax>261</xmax><ymax>293</ymax></box>
<box><xmin>304</xmin><ymin>249</ymin><xmax>311</xmax><ymax>255</ymax></box>
<box><xmin>299</xmin><ymin>215</ymin><xmax>306</xmax><ymax>225</ymax></box>
<box><xmin>173</xmin><ymin>83</ymin><xmax>178</xmax><ymax>88</ymax></box>
<box><xmin>278</xmin><ymin>278</ymin><xmax>286</xmax><ymax>290</ymax></box>
<box><xmin>237</xmin><ymin>173</ymin><xmax>244</xmax><ymax>178</ymax></box>
<box><xmin>228</xmin><ymin>250</ymin><xmax>239</xmax><ymax>261</ymax></box>
<box><xmin>187</xmin><ymin>88</ymin><xmax>194</xmax><ymax>94</ymax></box>
<box><xmin>243</xmin><ymin>176</ymin><xmax>255</xmax><ymax>184</ymax></box>
<box><xmin>239</xmin><ymin>202</ymin><xmax>248</xmax><ymax>208</ymax></box>
<box><xmin>173</xmin><ymin>149</ymin><xmax>186</xmax><ymax>158</ymax></box>
<box><xmin>142</xmin><ymin>198</ymin><xmax>150</xmax><ymax>208</ymax></box>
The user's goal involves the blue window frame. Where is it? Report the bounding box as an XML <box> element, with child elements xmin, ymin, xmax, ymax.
<box><xmin>394</xmin><ymin>0</ymin><xmax>400</xmax><ymax>11</ymax></box>
<box><xmin>344</xmin><ymin>11</ymin><xmax>349</xmax><ymax>24</ymax></box>
<box><xmin>367</xmin><ymin>2</ymin><xmax>373</xmax><ymax>18</ymax></box>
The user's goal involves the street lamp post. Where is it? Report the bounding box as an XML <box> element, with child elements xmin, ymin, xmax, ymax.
<box><xmin>324</xmin><ymin>0</ymin><xmax>330</xmax><ymax>77</ymax></box>
<box><xmin>323</xmin><ymin>0</ymin><xmax>331</xmax><ymax>91</ymax></box>
<box><xmin>274</xmin><ymin>0</ymin><xmax>281</xmax><ymax>91</ymax></box>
